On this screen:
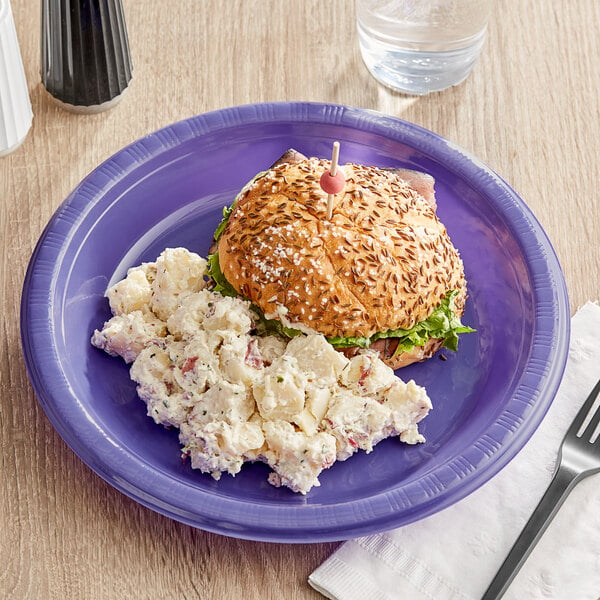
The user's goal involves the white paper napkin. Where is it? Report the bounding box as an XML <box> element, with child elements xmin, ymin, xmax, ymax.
<box><xmin>310</xmin><ymin>302</ymin><xmax>600</xmax><ymax>600</ymax></box>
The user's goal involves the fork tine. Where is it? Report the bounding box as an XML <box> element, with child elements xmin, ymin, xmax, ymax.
<box><xmin>580</xmin><ymin>387</ymin><xmax>600</xmax><ymax>443</ymax></box>
<box><xmin>566</xmin><ymin>378</ymin><xmax>600</xmax><ymax>439</ymax></box>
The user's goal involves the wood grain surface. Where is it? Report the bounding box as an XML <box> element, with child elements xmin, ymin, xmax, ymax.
<box><xmin>2</xmin><ymin>1</ymin><xmax>599</xmax><ymax>598</ymax></box>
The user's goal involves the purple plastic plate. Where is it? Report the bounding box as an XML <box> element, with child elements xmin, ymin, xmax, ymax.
<box><xmin>21</xmin><ymin>102</ymin><xmax>569</xmax><ymax>543</ymax></box>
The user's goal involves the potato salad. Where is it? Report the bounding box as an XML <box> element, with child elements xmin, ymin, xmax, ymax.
<box><xmin>91</xmin><ymin>248</ymin><xmax>432</xmax><ymax>494</ymax></box>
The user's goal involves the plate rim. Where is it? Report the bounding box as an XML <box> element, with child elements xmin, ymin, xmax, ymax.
<box><xmin>20</xmin><ymin>101</ymin><xmax>570</xmax><ymax>542</ymax></box>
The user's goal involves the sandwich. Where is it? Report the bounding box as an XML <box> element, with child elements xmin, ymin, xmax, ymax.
<box><xmin>208</xmin><ymin>149</ymin><xmax>473</xmax><ymax>369</ymax></box>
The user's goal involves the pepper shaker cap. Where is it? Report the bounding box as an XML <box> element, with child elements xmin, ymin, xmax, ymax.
<box><xmin>41</xmin><ymin>0</ymin><xmax>133</xmax><ymax>112</ymax></box>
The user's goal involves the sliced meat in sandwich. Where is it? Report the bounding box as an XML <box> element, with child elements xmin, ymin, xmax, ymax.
<box><xmin>208</xmin><ymin>149</ymin><xmax>473</xmax><ymax>369</ymax></box>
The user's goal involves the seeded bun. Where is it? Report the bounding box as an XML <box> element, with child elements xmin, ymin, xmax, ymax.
<box><xmin>216</xmin><ymin>152</ymin><xmax>467</xmax><ymax>367</ymax></box>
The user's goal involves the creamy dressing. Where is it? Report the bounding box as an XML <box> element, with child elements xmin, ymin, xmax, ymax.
<box><xmin>91</xmin><ymin>248</ymin><xmax>432</xmax><ymax>494</ymax></box>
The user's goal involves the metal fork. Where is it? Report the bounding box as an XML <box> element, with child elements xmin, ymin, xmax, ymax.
<box><xmin>482</xmin><ymin>378</ymin><xmax>600</xmax><ymax>599</ymax></box>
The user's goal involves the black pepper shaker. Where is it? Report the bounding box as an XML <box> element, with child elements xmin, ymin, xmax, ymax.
<box><xmin>41</xmin><ymin>0</ymin><xmax>133</xmax><ymax>112</ymax></box>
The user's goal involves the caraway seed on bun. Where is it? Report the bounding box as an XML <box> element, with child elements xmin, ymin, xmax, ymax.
<box><xmin>209</xmin><ymin>150</ymin><xmax>474</xmax><ymax>369</ymax></box>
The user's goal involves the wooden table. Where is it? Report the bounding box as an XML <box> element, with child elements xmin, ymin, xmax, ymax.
<box><xmin>3</xmin><ymin>1</ymin><xmax>599</xmax><ymax>598</ymax></box>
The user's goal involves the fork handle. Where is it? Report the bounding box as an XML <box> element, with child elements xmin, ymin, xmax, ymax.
<box><xmin>481</xmin><ymin>464</ymin><xmax>581</xmax><ymax>600</ymax></box>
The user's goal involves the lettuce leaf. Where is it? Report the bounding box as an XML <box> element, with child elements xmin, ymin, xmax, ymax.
<box><xmin>326</xmin><ymin>290</ymin><xmax>474</xmax><ymax>354</ymax></box>
<box><xmin>252</xmin><ymin>312</ymin><xmax>306</xmax><ymax>340</ymax></box>
<box><xmin>213</xmin><ymin>204</ymin><xmax>235</xmax><ymax>241</ymax></box>
<box><xmin>206</xmin><ymin>251</ymin><xmax>239</xmax><ymax>297</ymax></box>
<box><xmin>374</xmin><ymin>290</ymin><xmax>475</xmax><ymax>354</ymax></box>
<box><xmin>208</xmin><ymin>228</ymin><xmax>474</xmax><ymax>355</ymax></box>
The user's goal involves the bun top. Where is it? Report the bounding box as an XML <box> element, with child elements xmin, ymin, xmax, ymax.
<box><xmin>217</xmin><ymin>156</ymin><xmax>466</xmax><ymax>339</ymax></box>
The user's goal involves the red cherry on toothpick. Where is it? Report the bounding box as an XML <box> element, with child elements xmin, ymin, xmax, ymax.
<box><xmin>320</xmin><ymin>169</ymin><xmax>345</xmax><ymax>195</ymax></box>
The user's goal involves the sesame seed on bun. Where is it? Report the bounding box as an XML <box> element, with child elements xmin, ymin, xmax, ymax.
<box><xmin>212</xmin><ymin>150</ymin><xmax>470</xmax><ymax>369</ymax></box>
